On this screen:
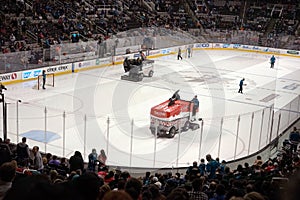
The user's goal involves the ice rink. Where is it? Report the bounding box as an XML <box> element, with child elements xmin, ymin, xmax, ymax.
<box><xmin>3</xmin><ymin>49</ymin><xmax>300</xmax><ymax>168</ymax></box>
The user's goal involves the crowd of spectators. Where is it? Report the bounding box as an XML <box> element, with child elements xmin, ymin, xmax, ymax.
<box><xmin>0</xmin><ymin>126</ymin><xmax>299</xmax><ymax>200</ymax></box>
<box><xmin>194</xmin><ymin>0</ymin><xmax>299</xmax><ymax>32</ymax></box>
<box><xmin>0</xmin><ymin>0</ymin><xmax>299</xmax><ymax>58</ymax></box>
<box><xmin>0</xmin><ymin>0</ymin><xmax>193</xmax><ymax>55</ymax></box>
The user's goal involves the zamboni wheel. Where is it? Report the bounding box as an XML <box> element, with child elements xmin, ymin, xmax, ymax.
<box><xmin>138</xmin><ymin>74</ymin><xmax>143</xmax><ymax>81</ymax></box>
<box><xmin>121</xmin><ymin>75</ymin><xmax>129</xmax><ymax>80</ymax></box>
<box><xmin>190</xmin><ymin>123</ymin><xmax>200</xmax><ymax>130</ymax></box>
<box><xmin>148</xmin><ymin>70</ymin><xmax>154</xmax><ymax>77</ymax></box>
<box><xmin>182</xmin><ymin>121</ymin><xmax>190</xmax><ymax>132</ymax></box>
<box><xmin>168</xmin><ymin>127</ymin><xmax>176</xmax><ymax>138</ymax></box>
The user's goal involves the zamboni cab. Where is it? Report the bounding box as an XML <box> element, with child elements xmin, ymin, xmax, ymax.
<box><xmin>121</xmin><ymin>57</ymin><xmax>154</xmax><ymax>82</ymax></box>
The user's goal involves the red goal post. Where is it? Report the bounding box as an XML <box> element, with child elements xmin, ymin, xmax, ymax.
<box><xmin>37</xmin><ymin>73</ymin><xmax>54</xmax><ymax>90</ymax></box>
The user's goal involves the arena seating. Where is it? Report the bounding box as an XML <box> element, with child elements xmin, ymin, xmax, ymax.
<box><xmin>0</xmin><ymin>1</ymin><xmax>300</xmax><ymax>199</ymax></box>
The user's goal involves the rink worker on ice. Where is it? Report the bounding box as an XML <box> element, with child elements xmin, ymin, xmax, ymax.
<box><xmin>191</xmin><ymin>95</ymin><xmax>199</xmax><ymax>121</ymax></box>
<box><xmin>238</xmin><ymin>78</ymin><xmax>246</xmax><ymax>94</ymax></box>
<box><xmin>270</xmin><ymin>55</ymin><xmax>276</xmax><ymax>68</ymax></box>
<box><xmin>187</xmin><ymin>47</ymin><xmax>191</xmax><ymax>58</ymax></box>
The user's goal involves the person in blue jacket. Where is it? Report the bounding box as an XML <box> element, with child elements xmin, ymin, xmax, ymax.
<box><xmin>270</xmin><ymin>55</ymin><xmax>276</xmax><ymax>68</ymax></box>
<box><xmin>238</xmin><ymin>78</ymin><xmax>245</xmax><ymax>94</ymax></box>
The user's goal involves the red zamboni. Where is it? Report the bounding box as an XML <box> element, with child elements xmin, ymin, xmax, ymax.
<box><xmin>149</xmin><ymin>90</ymin><xmax>200</xmax><ymax>138</ymax></box>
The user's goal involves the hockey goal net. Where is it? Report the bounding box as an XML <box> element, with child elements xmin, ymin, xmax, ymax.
<box><xmin>34</xmin><ymin>73</ymin><xmax>55</xmax><ymax>90</ymax></box>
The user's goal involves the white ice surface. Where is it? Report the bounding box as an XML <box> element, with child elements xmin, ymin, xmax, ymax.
<box><xmin>2</xmin><ymin>50</ymin><xmax>300</xmax><ymax>168</ymax></box>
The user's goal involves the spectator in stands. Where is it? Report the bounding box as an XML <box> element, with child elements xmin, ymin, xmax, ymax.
<box><xmin>162</xmin><ymin>177</ymin><xmax>179</xmax><ymax>197</ymax></box>
<box><xmin>103</xmin><ymin>190</ymin><xmax>133</xmax><ymax>200</ymax></box>
<box><xmin>98</xmin><ymin>184</ymin><xmax>111</xmax><ymax>199</ymax></box>
<box><xmin>3</xmin><ymin>174</ymin><xmax>68</xmax><ymax>199</ymax></box>
<box><xmin>0</xmin><ymin>139</ymin><xmax>12</xmax><ymax>166</ymax></box>
<box><xmin>166</xmin><ymin>187</ymin><xmax>189</xmax><ymax>200</ymax></box>
<box><xmin>49</xmin><ymin>155</ymin><xmax>61</xmax><ymax>166</ymax></box>
<box><xmin>0</xmin><ymin>160</ymin><xmax>16</xmax><ymax>200</ymax></box>
<box><xmin>244</xmin><ymin>192</ymin><xmax>265</xmax><ymax>200</ymax></box>
<box><xmin>188</xmin><ymin>177</ymin><xmax>208</xmax><ymax>200</ymax></box>
<box><xmin>143</xmin><ymin>171</ymin><xmax>151</xmax><ymax>186</ymax></box>
<box><xmin>60</xmin><ymin>157</ymin><xmax>69</xmax><ymax>169</ymax></box>
<box><xmin>3</xmin><ymin>138</ymin><xmax>13</xmax><ymax>156</ymax></box>
<box><xmin>199</xmin><ymin>158</ymin><xmax>206</xmax><ymax>176</ymax></box>
<box><xmin>59</xmin><ymin>157</ymin><xmax>69</xmax><ymax>172</ymax></box>
<box><xmin>206</xmin><ymin>154</ymin><xmax>218</xmax><ymax>179</ymax></box>
<box><xmin>253</xmin><ymin>155</ymin><xmax>263</xmax><ymax>167</ymax></box>
<box><xmin>226</xmin><ymin>180</ymin><xmax>246</xmax><ymax>199</ymax></box>
<box><xmin>264</xmin><ymin>160</ymin><xmax>275</xmax><ymax>173</ymax></box>
<box><xmin>219</xmin><ymin>160</ymin><xmax>227</xmax><ymax>175</ymax></box>
<box><xmin>73</xmin><ymin>172</ymin><xmax>104</xmax><ymax>200</ymax></box>
<box><xmin>45</xmin><ymin>153</ymin><xmax>52</xmax><ymax>163</ymax></box>
<box><xmin>292</xmin><ymin>156</ymin><xmax>300</xmax><ymax>171</ymax></box>
<box><xmin>233</xmin><ymin>164</ymin><xmax>244</xmax><ymax>179</ymax></box>
<box><xmin>187</xmin><ymin>161</ymin><xmax>200</xmax><ymax>181</ymax></box>
<box><xmin>49</xmin><ymin>169</ymin><xmax>59</xmax><ymax>183</ymax></box>
<box><xmin>69</xmin><ymin>151</ymin><xmax>84</xmax><ymax>172</ymax></box>
<box><xmin>88</xmin><ymin>148</ymin><xmax>98</xmax><ymax>172</ymax></box>
<box><xmin>289</xmin><ymin>127</ymin><xmax>299</xmax><ymax>153</ymax></box>
<box><xmin>210</xmin><ymin>184</ymin><xmax>226</xmax><ymax>200</ymax></box>
<box><xmin>148</xmin><ymin>183</ymin><xmax>165</xmax><ymax>198</ymax></box>
<box><xmin>98</xmin><ymin>149</ymin><xmax>107</xmax><ymax>167</ymax></box>
<box><xmin>283</xmin><ymin>169</ymin><xmax>300</xmax><ymax>200</ymax></box>
<box><xmin>9</xmin><ymin>33</ymin><xmax>16</xmax><ymax>44</ymax></box>
<box><xmin>31</xmin><ymin>146</ymin><xmax>43</xmax><ymax>171</ymax></box>
<box><xmin>222</xmin><ymin>166</ymin><xmax>234</xmax><ymax>182</ymax></box>
<box><xmin>205</xmin><ymin>181</ymin><xmax>218</xmax><ymax>199</ymax></box>
<box><xmin>125</xmin><ymin>177</ymin><xmax>143</xmax><ymax>200</ymax></box>
<box><xmin>16</xmin><ymin>137</ymin><xmax>30</xmax><ymax>167</ymax></box>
